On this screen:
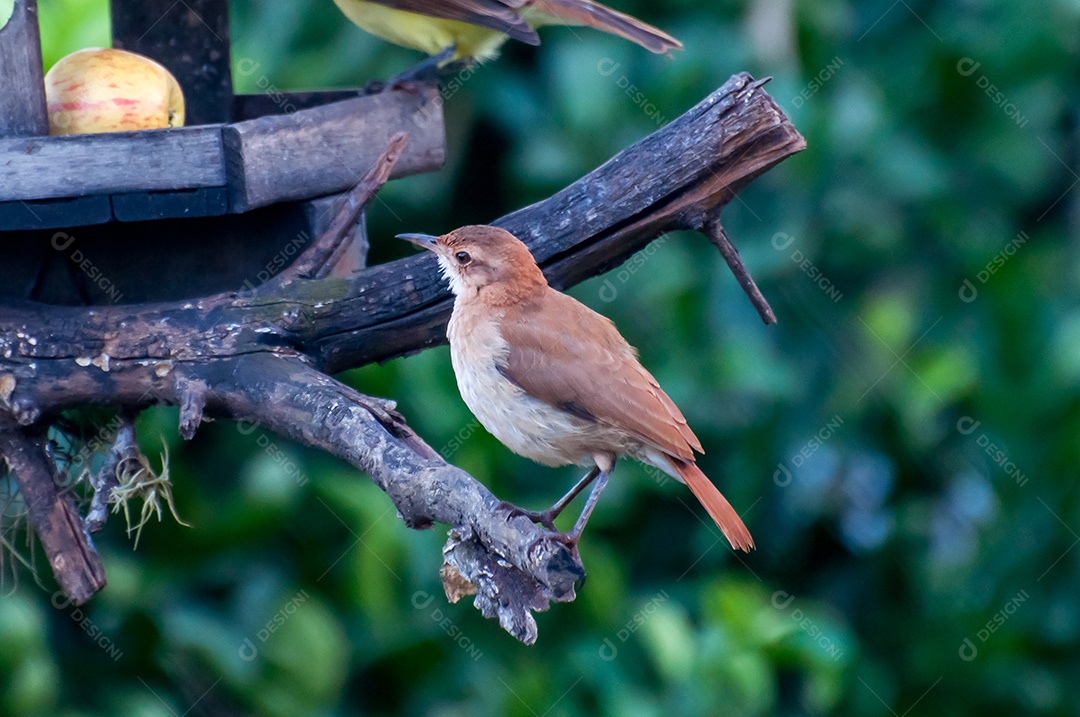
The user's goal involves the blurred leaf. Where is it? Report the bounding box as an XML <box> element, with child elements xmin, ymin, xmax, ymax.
<box><xmin>3</xmin><ymin>653</ymin><xmax>58</xmax><ymax>716</ymax></box>
<box><xmin>640</xmin><ymin>601</ymin><xmax>695</xmax><ymax>681</ymax></box>
<box><xmin>0</xmin><ymin>593</ymin><xmax>42</xmax><ymax>669</ymax></box>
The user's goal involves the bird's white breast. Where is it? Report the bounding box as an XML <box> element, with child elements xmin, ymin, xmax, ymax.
<box><xmin>447</xmin><ymin>302</ymin><xmax>609</xmax><ymax>467</ymax></box>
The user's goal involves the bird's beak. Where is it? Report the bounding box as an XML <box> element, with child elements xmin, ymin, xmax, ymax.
<box><xmin>397</xmin><ymin>233</ymin><xmax>439</xmax><ymax>251</ymax></box>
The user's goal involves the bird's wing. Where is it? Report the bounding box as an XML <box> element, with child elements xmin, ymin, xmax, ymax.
<box><xmin>373</xmin><ymin>0</ymin><xmax>540</xmax><ymax>44</ymax></box>
<box><xmin>498</xmin><ymin>289</ymin><xmax>701</xmax><ymax>461</ymax></box>
<box><xmin>523</xmin><ymin>0</ymin><xmax>682</xmax><ymax>54</ymax></box>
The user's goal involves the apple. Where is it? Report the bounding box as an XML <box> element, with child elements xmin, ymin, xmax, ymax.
<box><xmin>44</xmin><ymin>48</ymin><xmax>186</xmax><ymax>135</ymax></box>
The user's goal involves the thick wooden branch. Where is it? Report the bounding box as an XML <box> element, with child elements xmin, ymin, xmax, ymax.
<box><xmin>303</xmin><ymin>73</ymin><xmax>804</xmax><ymax>370</ymax></box>
<box><xmin>194</xmin><ymin>353</ymin><xmax>583</xmax><ymax>643</ymax></box>
<box><xmin>1</xmin><ymin>73</ymin><xmax>803</xmax><ymax>415</ymax></box>
<box><xmin>0</xmin><ymin>74</ymin><xmax>803</xmax><ymax>640</ymax></box>
<box><xmin>1</xmin><ymin>430</ymin><xmax>106</xmax><ymax>603</ymax></box>
<box><xmin>0</xmin><ymin>0</ymin><xmax>48</xmax><ymax>137</ymax></box>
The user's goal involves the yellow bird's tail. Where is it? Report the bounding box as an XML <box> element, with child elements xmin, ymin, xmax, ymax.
<box><xmin>525</xmin><ymin>0</ymin><xmax>682</xmax><ymax>54</ymax></box>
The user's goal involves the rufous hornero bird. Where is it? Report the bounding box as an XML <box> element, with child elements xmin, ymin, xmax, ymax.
<box><xmin>399</xmin><ymin>225</ymin><xmax>754</xmax><ymax>552</ymax></box>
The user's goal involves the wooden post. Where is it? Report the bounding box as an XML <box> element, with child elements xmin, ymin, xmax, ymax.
<box><xmin>0</xmin><ymin>0</ymin><xmax>48</xmax><ymax>137</ymax></box>
<box><xmin>110</xmin><ymin>0</ymin><xmax>234</xmax><ymax>125</ymax></box>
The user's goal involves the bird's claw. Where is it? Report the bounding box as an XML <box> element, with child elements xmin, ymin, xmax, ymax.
<box><xmin>497</xmin><ymin>502</ymin><xmax>587</xmax><ymax>565</ymax></box>
<box><xmin>498</xmin><ymin>500</ymin><xmax>559</xmax><ymax>531</ymax></box>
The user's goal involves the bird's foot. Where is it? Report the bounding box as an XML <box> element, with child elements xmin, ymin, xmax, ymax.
<box><xmin>498</xmin><ymin>501</ymin><xmax>560</xmax><ymax>531</ymax></box>
<box><xmin>359</xmin><ymin>48</ymin><xmax>482</xmax><ymax>97</ymax></box>
<box><xmin>523</xmin><ymin>528</ymin><xmax>584</xmax><ymax>575</ymax></box>
<box><xmin>548</xmin><ymin>528</ymin><xmax>582</xmax><ymax>550</ymax></box>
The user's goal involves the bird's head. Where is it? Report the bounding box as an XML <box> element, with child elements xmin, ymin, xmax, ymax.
<box><xmin>398</xmin><ymin>225</ymin><xmax>547</xmax><ymax>299</ymax></box>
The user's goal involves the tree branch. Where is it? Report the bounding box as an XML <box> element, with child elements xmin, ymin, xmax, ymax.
<box><xmin>1</xmin><ymin>430</ymin><xmax>106</xmax><ymax>603</ymax></box>
<box><xmin>276</xmin><ymin>131</ymin><xmax>409</xmax><ymax>283</ymax></box>
<box><xmin>308</xmin><ymin>72</ymin><xmax>805</xmax><ymax>370</ymax></box>
<box><xmin>195</xmin><ymin>353</ymin><xmax>583</xmax><ymax>643</ymax></box>
<box><xmin>85</xmin><ymin>415</ymin><xmax>139</xmax><ymax>533</ymax></box>
<box><xmin>704</xmin><ymin>216</ymin><xmax>776</xmax><ymax>325</ymax></box>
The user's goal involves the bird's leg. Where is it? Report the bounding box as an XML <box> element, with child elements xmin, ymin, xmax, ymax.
<box><xmin>437</xmin><ymin>57</ymin><xmax>477</xmax><ymax>77</ymax></box>
<box><xmin>390</xmin><ymin>45</ymin><xmax>457</xmax><ymax>89</ymax></box>
<box><xmin>500</xmin><ymin>466</ymin><xmax>600</xmax><ymax>529</ymax></box>
<box><xmin>546</xmin><ymin>466</ymin><xmax>602</xmax><ymax>522</ymax></box>
<box><xmin>360</xmin><ymin>45</ymin><xmax>457</xmax><ymax>95</ymax></box>
<box><xmin>564</xmin><ymin>466</ymin><xmax>611</xmax><ymax>543</ymax></box>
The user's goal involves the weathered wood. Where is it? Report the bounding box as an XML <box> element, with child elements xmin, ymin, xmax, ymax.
<box><xmin>0</xmin><ymin>126</ymin><xmax>226</xmax><ymax>202</ymax></box>
<box><xmin>0</xmin><ymin>88</ymin><xmax>445</xmax><ymax>230</ymax></box>
<box><xmin>1</xmin><ymin>430</ymin><xmax>107</xmax><ymax>603</ymax></box>
<box><xmin>0</xmin><ymin>188</ymin><xmax>231</xmax><ymax>228</ymax></box>
<box><xmin>223</xmin><ymin>87</ymin><xmax>445</xmax><ymax>213</ymax></box>
<box><xmin>110</xmin><ymin>0</ymin><xmax>233</xmax><ymax>125</ymax></box>
<box><xmin>279</xmin><ymin>132</ymin><xmax>407</xmax><ymax>282</ymax></box>
<box><xmin>200</xmin><ymin>353</ymin><xmax>583</xmax><ymax>643</ymax></box>
<box><xmin>111</xmin><ymin>187</ymin><xmax>229</xmax><ymax>223</ymax></box>
<box><xmin>0</xmin><ymin>0</ymin><xmax>48</xmax><ymax>137</ymax></box>
<box><xmin>233</xmin><ymin>91</ymin><xmax>361</xmax><ymax>121</ymax></box>
<box><xmin>0</xmin><ymin>195</ymin><xmax>113</xmax><ymax>231</ymax></box>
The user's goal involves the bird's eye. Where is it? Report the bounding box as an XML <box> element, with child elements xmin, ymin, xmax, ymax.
<box><xmin>455</xmin><ymin>251</ymin><xmax>471</xmax><ymax>265</ymax></box>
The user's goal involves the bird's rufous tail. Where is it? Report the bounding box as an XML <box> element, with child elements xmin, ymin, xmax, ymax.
<box><xmin>673</xmin><ymin>460</ymin><xmax>754</xmax><ymax>552</ymax></box>
<box><xmin>527</xmin><ymin>0</ymin><xmax>682</xmax><ymax>54</ymax></box>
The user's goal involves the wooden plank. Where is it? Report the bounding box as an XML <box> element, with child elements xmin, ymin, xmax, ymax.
<box><xmin>0</xmin><ymin>126</ymin><xmax>225</xmax><ymax>202</ymax></box>
<box><xmin>111</xmin><ymin>187</ymin><xmax>228</xmax><ymax>222</ymax></box>
<box><xmin>224</xmin><ymin>87</ymin><xmax>445</xmax><ymax>213</ymax></box>
<box><xmin>0</xmin><ymin>0</ymin><xmax>48</xmax><ymax>137</ymax></box>
<box><xmin>233</xmin><ymin>91</ymin><xmax>362</xmax><ymax>121</ymax></box>
<box><xmin>0</xmin><ymin>195</ymin><xmax>112</xmax><ymax>230</ymax></box>
<box><xmin>110</xmin><ymin>0</ymin><xmax>233</xmax><ymax>125</ymax></box>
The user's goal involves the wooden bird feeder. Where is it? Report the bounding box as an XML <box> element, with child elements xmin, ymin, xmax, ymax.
<box><xmin>1</xmin><ymin>0</ymin><xmax>445</xmax><ymax>304</ymax></box>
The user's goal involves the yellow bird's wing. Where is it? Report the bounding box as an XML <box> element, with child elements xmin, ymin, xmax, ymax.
<box><xmin>522</xmin><ymin>0</ymin><xmax>681</xmax><ymax>54</ymax></box>
<box><xmin>369</xmin><ymin>0</ymin><xmax>540</xmax><ymax>44</ymax></box>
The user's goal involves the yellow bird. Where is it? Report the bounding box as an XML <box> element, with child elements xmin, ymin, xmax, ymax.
<box><xmin>332</xmin><ymin>0</ymin><xmax>682</xmax><ymax>61</ymax></box>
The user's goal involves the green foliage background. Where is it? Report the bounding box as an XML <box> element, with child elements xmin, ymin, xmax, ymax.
<box><xmin>5</xmin><ymin>0</ymin><xmax>1079</xmax><ymax>714</ymax></box>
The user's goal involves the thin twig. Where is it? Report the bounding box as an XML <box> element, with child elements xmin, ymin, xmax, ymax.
<box><xmin>703</xmin><ymin>216</ymin><xmax>777</xmax><ymax>325</ymax></box>
<box><xmin>86</xmin><ymin>416</ymin><xmax>139</xmax><ymax>534</ymax></box>
<box><xmin>276</xmin><ymin>132</ymin><xmax>410</xmax><ymax>283</ymax></box>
